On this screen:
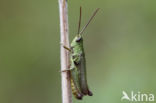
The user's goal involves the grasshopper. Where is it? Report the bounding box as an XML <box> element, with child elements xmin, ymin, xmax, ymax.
<box><xmin>62</xmin><ymin>7</ymin><xmax>99</xmax><ymax>100</ymax></box>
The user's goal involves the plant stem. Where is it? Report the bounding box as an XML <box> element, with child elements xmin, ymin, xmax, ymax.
<box><xmin>58</xmin><ymin>0</ymin><xmax>72</xmax><ymax>103</ymax></box>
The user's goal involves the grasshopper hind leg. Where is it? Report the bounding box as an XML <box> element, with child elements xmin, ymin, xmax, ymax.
<box><xmin>81</xmin><ymin>88</ymin><xmax>93</xmax><ymax>96</ymax></box>
<box><xmin>80</xmin><ymin>82</ymin><xmax>93</xmax><ymax>96</ymax></box>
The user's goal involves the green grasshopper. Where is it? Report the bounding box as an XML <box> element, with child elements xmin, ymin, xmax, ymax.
<box><xmin>62</xmin><ymin>7</ymin><xmax>99</xmax><ymax>100</ymax></box>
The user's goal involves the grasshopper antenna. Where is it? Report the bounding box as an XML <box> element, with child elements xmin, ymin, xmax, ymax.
<box><xmin>80</xmin><ymin>8</ymin><xmax>100</xmax><ymax>35</ymax></box>
<box><xmin>78</xmin><ymin>6</ymin><xmax>82</xmax><ymax>34</ymax></box>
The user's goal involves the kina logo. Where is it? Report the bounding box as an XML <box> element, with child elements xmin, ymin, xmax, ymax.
<box><xmin>121</xmin><ymin>91</ymin><xmax>154</xmax><ymax>102</ymax></box>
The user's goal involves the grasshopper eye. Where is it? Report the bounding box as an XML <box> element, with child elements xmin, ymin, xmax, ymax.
<box><xmin>76</xmin><ymin>37</ymin><xmax>82</xmax><ymax>42</ymax></box>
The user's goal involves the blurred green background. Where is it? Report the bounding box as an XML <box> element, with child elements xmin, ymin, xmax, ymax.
<box><xmin>0</xmin><ymin>0</ymin><xmax>156</xmax><ymax>103</ymax></box>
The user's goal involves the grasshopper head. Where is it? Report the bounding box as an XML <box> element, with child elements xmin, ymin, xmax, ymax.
<box><xmin>71</xmin><ymin>34</ymin><xmax>83</xmax><ymax>47</ymax></box>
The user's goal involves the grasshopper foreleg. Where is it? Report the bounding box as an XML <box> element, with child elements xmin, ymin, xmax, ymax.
<box><xmin>61</xmin><ymin>65</ymin><xmax>75</xmax><ymax>72</ymax></box>
<box><xmin>61</xmin><ymin>69</ymin><xmax>71</xmax><ymax>72</ymax></box>
<box><xmin>60</xmin><ymin>43</ymin><xmax>72</xmax><ymax>52</ymax></box>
